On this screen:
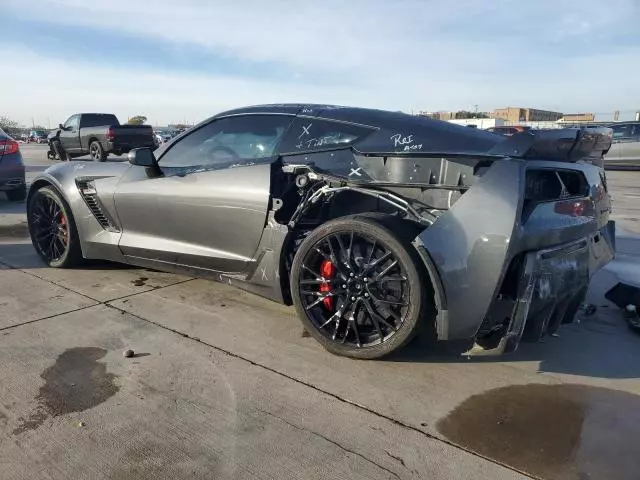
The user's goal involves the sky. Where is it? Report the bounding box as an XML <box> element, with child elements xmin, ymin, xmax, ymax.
<box><xmin>2</xmin><ymin>0</ymin><xmax>640</xmax><ymax>127</ymax></box>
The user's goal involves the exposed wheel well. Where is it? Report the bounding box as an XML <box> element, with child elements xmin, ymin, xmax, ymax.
<box><xmin>277</xmin><ymin>188</ymin><xmax>430</xmax><ymax>304</ymax></box>
<box><xmin>28</xmin><ymin>179</ymin><xmax>56</xmax><ymax>203</ymax></box>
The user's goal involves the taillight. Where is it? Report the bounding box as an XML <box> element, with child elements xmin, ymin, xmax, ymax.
<box><xmin>554</xmin><ymin>199</ymin><xmax>595</xmax><ymax>217</ymax></box>
<box><xmin>0</xmin><ymin>139</ymin><xmax>19</xmax><ymax>156</ymax></box>
<box><xmin>105</xmin><ymin>127</ymin><xmax>115</xmax><ymax>141</ymax></box>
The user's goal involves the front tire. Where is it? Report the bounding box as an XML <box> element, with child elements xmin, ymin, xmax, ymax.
<box><xmin>27</xmin><ymin>186</ymin><xmax>82</xmax><ymax>268</ymax></box>
<box><xmin>290</xmin><ymin>216</ymin><xmax>432</xmax><ymax>359</ymax></box>
<box><xmin>89</xmin><ymin>141</ymin><xmax>107</xmax><ymax>162</ymax></box>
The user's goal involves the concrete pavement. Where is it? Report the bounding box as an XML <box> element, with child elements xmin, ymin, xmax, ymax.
<box><xmin>1</xmin><ymin>144</ymin><xmax>640</xmax><ymax>479</ymax></box>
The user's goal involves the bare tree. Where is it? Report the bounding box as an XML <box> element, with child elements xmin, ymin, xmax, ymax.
<box><xmin>127</xmin><ymin>115</ymin><xmax>148</xmax><ymax>125</ymax></box>
<box><xmin>0</xmin><ymin>115</ymin><xmax>19</xmax><ymax>134</ymax></box>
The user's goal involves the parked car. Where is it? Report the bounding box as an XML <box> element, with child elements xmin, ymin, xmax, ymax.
<box><xmin>26</xmin><ymin>104</ymin><xmax>614</xmax><ymax>359</ymax></box>
<box><xmin>485</xmin><ymin>125</ymin><xmax>532</xmax><ymax>136</ymax></box>
<box><xmin>50</xmin><ymin>113</ymin><xmax>156</xmax><ymax>161</ymax></box>
<box><xmin>603</xmin><ymin>121</ymin><xmax>640</xmax><ymax>168</ymax></box>
<box><xmin>152</xmin><ymin>130</ymin><xmax>174</xmax><ymax>147</ymax></box>
<box><xmin>27</xmin><ymin>130</ymin><xmax>48</xmax><ymax>143</ymax></box>
<box><xmin>0</xmin><ymin>128</ymin><xmax>26</xmax><ymax>201</ymax></box>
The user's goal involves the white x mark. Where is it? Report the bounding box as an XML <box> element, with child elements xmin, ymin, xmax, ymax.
<box><xmin>261</xmin><ymin>267</ymin><xmax>269</xmax><ymax>281</ymax></box>
<box><xmin>299</xmin><ymin>123</ymin><xmax>312</xmax><ymax>138</ymax></box>
<box><xmin>349</xmin><ymin>168</ymin><xmax>363</xmax><ymax>177</ymax></box>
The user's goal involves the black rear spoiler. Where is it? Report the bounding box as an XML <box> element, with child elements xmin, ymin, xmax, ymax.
<box><xmin>488</xmin><ymin>127</ymin><xmax>613</xmax><ymax>163</ymax></box>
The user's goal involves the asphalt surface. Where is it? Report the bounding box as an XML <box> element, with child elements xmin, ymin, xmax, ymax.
<box><xmin>1</xmin><ymin>144</ymin><xmax>639</xmax><ymax>480</ymax></box>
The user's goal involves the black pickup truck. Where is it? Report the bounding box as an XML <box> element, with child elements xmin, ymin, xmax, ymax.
<box><xmin>50</xmin><ymin>113</ymin><xmax>155</xmax><ymax>161</ymax></box>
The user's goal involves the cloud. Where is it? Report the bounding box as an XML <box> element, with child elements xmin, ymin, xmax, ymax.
<box><xmin>2</xmin><ymin>46</ymin><xmax>383</xmax><ymax>126</ymax></box>
<box><xmin>2</xmin><ymin>0</ymin><xmax>639</xmax><ymax>125</ymax></box>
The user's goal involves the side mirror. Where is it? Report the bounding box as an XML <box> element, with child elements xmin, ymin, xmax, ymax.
<box><xmin>58</xmin><ymin>124</ymin><xmax>64</xmax><ymax>130</ymax></box>
<box><xmin>128</xmin><ymin>147</ymin><xmax>158</xmax><ymax>168</ymax></box>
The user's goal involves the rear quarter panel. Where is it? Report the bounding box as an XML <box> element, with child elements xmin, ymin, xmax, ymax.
<box><xmin>415</xmin><ymin>159</ymin><xmax>610</xmax><ymax>341</ymax></box>
<box><xmin>79</xmin><ymin>127</ymin><xmax>107</xmax><ymax>151</ymax></box>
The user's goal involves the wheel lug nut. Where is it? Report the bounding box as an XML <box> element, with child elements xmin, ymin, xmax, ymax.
<box><xmin>350</xmin><ymin>296</ymin><xmax>356</xmax><ymax>301</ymax></box>
<box><xmin>364</xmin><ymin>293</ymin><xmax>369</xmax><ymax>297</ymax></box>
<box><xmin>349</xmin><ymin>272</ymin><xmax>354</xmax><ymax>277</ymax></box>
<box><xmin>363</xmin><ymin>277</ymin><xmax>368</xmax><ymax>282</ymax></box>
<box><xmin>342</xmin><ymin>284</ymin><xmax>347</xmax><ymax>289</ymax></box>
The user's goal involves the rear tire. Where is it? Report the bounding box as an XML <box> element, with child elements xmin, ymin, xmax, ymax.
<box><xmin>6</xmin><ymin>186</ymin><xmax>26</xmax><ymax>202</ymax></box>
<box><xmin>89</xmin><ymin>141</ymin><xmax>107</xmax><ymax>162</ymax></box>
<box><xmin>27</xmin><ymin>186</ymin><xmax>83</xmax><ymax>268</ymax></box>
<box><xmin>290</xmin><ymin>216</ymin><xmax>432</xmax><ymax>359</ymax></box>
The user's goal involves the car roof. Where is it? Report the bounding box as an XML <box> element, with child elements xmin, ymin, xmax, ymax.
<box><xmin>212</xmin><ymin>103</ymin><xmax>504</xmax><ymax>156</ymax></box>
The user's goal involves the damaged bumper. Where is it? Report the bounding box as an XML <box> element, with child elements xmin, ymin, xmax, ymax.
<box><xmin>466</xmin><ymin>230</ymin><xmax>611</xmax><ymax>356</ymax></box>
<box><xmin>412</xmin><ymin>159</ymin><xmax>616</xmax><ymax>356</ymax></box>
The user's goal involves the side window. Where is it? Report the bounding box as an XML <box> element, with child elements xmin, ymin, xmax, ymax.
<box><xmin>630</xmin><ymin>124</ymin><xmax>640</xmax><ymax>139</ymax></box>
<box><xmin>277</xmin><ymin>118</ymin><xmax>373</xmax><ymax>154</ymax></box>
<box><xmin>64</xmin><ymin>115</ymin><xmax>79</xmax><ymax>130</ymax></box>
<box><xmin>611</xmin><ymin>124</ymin><xmax>630</xmax><ymax>139</ymax></box>
<box><xmin>159</xmin><ymin>115</ymin><xmax>293</xmax><ymax>170</ymax></box>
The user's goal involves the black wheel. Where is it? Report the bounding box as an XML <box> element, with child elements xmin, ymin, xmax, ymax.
<box><xmin>6</xmin><ymin>186</ymin><xmax>26</xmax><ymax>202</ymax></box>
<box><xmin>290</xmin><ymin>216</ymin><xmax>432</xmax><ymax>359</ymax></box>
<box><xmin>27</xmin><ymin>186</ymin><xmax>82</xmax><ymax>268</ymax></box>
<box><xmin>89</xmin><ymin>141</ymin><xmax>107</xmax><ymax>162</ymax></box>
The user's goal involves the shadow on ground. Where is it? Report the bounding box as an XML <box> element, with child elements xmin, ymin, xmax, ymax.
<box><xmin>2</xmin><ymin>232</ymin><xmax>639</xmax><ymax>382</ymax></box>
<box><xmin>0</xmin><ymin>242</ymin><xmax>135</xmax><ymax>271</ymax></box>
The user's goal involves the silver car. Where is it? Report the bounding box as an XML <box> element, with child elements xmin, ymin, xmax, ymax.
<box><xmin>25</xmin><ymin>104</ymin><xmax>615</xmax><ymax>359</ymax></box>
<box><xmin>604</xmin><ymin>122</ymin><xmax>640</xmax><ymax>167</ymax></box>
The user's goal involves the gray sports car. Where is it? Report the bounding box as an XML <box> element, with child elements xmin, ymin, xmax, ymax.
<box><xmin>26</xmin><ymin>104</ymin><xmax>616</xmax><ymax>359</ymax></box>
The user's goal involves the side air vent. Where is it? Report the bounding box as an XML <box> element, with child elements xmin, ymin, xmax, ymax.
<box><xmin>76</xmin><ymin>180</ymin><xmax>120</xmax><ymax>232</ymax></box>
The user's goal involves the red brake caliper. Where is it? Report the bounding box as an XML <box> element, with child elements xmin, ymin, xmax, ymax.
<box><xmin>319</xmin><ymin>259</ymin><xmax>335</xmax><ymax>310</ymax></box>
<box><xmin>59</xmin><ymin>213</ymin><xmax>68</xmax><ymax>244</ymax></box>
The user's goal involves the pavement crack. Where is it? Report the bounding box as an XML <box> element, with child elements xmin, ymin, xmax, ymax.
<box><xmin>384</xmin><ymin>450</ymin><xmax>407</xmax><ymax>469</ymax></box>
<box><xmin>114</xmin><ymin>305</ymin><xmax>534</xmax><ymax>479</ymax></box>
<box><xmin>8</xmin><ymin>264</ymin><xmax>195</xmax><ymax>304</ymax></box>
<box><xmin>0</xmin><ymin>304</ymin><xmax>100</xmax><ymax>332</ymax></box>
<box><xmin>0</xmin><ymin>262</ymin><xmax>194</xmax><ymax>332</ymax></box>
<box><xmin>258</xmin><ymin>408</ymin><xmax>400</xmax><ymax>480</ymax></box>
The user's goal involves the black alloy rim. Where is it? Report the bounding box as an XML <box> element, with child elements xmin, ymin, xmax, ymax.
<box><xmin>30</xmin><ymin>194</ymin><xmax>69</xmax><ymax>262</ymax></box>
<box><xmin>298</xmin><ymin>231</ymin><xmax>410</xmax><ymax>347</ymax></box>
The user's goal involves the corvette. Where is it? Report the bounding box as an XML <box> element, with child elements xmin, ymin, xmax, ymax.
<box><xmin>27</xmin><ymin>104</ymin><xmax>615</xmax><ymax>359</ymax></box>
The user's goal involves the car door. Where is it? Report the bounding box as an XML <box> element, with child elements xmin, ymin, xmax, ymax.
<box><xmin>113</xmin><ymin>114</ymin><xmax>294</xmax><ymax>275</ymax></box>
<box><xmin>605</xmin><ymin>124</ymin><xmax>632</xmax><ymax>166</ymax></box>
<box><xmin>59</xmin><ymin>114</ymin><xmax>81</xmax><ymax>152</ymax></box>
<box><xmin>619</xmin><ymin>124</ymin><xmax>640</xmax><ymax>166</ymax></box>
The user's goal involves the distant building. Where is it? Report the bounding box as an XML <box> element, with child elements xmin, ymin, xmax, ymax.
<box><xmin>491</xmin><ymin>107</ymin><xmax>563</xmax><ymax>122</ymax></box>
<box><xmin>417</xmin><ymin>111</ymin><xmax>454</xmax><ymax>121</ymax></box>
<box><xmin>560</xmin><ymin>113</ymin><xmax>595</xmax><ymax>122</ymax></box>
<box><xmin>448</xmin><ymin>118</ymin><xmax>503</xmax><ymax>129</ymax></box>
